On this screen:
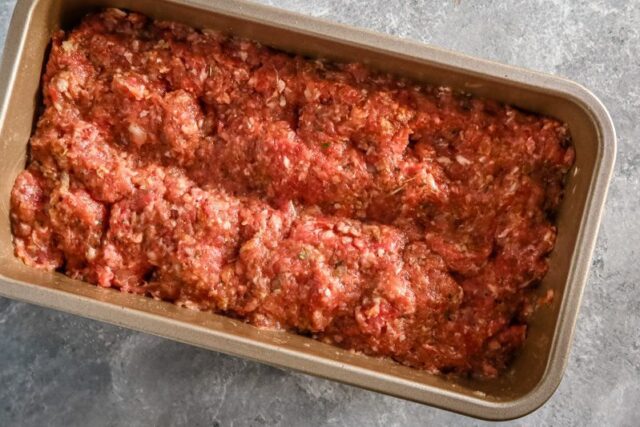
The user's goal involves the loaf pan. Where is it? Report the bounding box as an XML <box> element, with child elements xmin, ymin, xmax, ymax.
<box><xmin>0</xmin><ymin>0</ymin><xmax>615</xmax><ymax>420</ymax></box>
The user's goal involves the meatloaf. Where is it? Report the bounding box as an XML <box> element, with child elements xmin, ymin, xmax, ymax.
<box><xmin>10</xmin><ymin>8</ymin><xmax>574</xmax><ymax>377</ymax></box>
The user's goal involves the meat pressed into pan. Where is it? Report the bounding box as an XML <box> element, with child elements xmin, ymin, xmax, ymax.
<box><xmin>10</xmin><ymin>9</ymin><xmax>574</xmax><ymax>377</ymax></box>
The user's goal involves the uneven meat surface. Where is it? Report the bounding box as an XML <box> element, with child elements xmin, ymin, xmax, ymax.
<box><xmin>10</xmin><ymin>9</ymin><xmax>574</xmax><ymax>377</ymax></box>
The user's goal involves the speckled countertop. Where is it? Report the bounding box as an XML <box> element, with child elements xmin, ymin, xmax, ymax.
<box><xmin>0</xmin><ymin>1</ymin><xmax>638</xmax><ymax>426</ymax></box>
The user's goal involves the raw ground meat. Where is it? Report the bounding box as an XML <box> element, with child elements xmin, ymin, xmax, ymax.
<box><xmin>10</xmin><ymin>8</ymin><xmax>574</xmax><ymax>378</ymax></box>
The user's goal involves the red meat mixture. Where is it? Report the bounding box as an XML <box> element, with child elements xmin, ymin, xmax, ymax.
<box><xmin>10</xmin><ymin>9</ymin><xmax>574</xmax><ymax>377</ymax></box>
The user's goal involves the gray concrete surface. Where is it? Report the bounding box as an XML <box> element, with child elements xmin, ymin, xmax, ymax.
<box><xmin>0</xmin><ymin>0</ymin><xmax>638</xmax><ymax>425</ymax></box>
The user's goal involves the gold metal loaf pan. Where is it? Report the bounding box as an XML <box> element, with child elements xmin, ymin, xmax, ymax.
<box><xmin>0</xmin><ymin>0</ymin><xmax>615</xmax><ymax>420</ymax></box>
